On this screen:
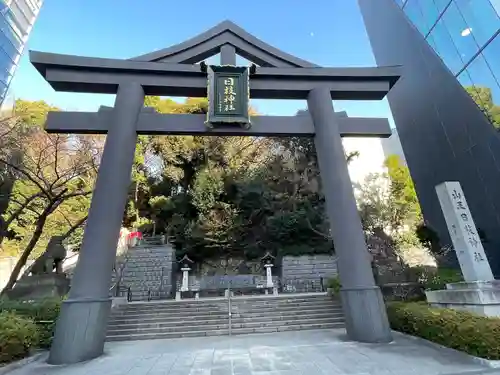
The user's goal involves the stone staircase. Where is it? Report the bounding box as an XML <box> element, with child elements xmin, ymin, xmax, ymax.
<box><xmin>112</xmin><ymin>237</ymin><xmax>174</xmax><ymax>301</ymax></box>
<box><xmin>106</xmin><ymin>293</ymin><xmax>344</xmax><ymax>342</ymax></box>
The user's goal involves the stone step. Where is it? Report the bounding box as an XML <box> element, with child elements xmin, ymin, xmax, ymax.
<box><xmin>232</xmin><ymin>295</ymin><xmax>334</xmax><ymax>302</ymax></box>
<box><xmin>124</xmin><ymin>256</ymin><xmax>172</xmax><ymax>261</ymax></box>
<box><xmin>120</xmin><ymin>282</ymin><xmax>164</xmax><ymax>288</ymax></box>
<box><xmin>125</xmin><ymin>288</ymin><xmax>172</xmax><ymax>293</ymax></box>
<box><xmin>111</xmin><ymin>309</ymin><xmax>341</xmax><ymax>323</ymax></box>
<box><xmin>108</xmin><ymin>310</ymin><xmax>343</xmax><ymax>327</ymax></box>
<box><xmin>110</xmin><ymin>306</ymin><xmax>341</xmax><ymax>321</ymax></box>
<box><xmin>119</xmin><ymin>295</ymin><xmax>335</xmax><ymax>306</ymax></box>
<box><xmin>107</xmin><ymin>316</ymin><xmax>341</xmax><ymax>336</ymax></box>
<box><xmin>231</xmin><ymin>322</ymin><xmax>346</xmax><ymax>335</ymax></box>
<box><xmin>106</xmin><ymin>291</ymin><xmax>344</xmax><ymax>342</ymax></box>
<box><xmin>115</xmin><ymin>305</ymin><xmax>339</xmax><ymax>318</ymax></box>
<box><xmin>120</xmin><ymin>269</ymin><xmax>170</xmax><ymax>274</ymax></box>
<box><xmin>107</xmin><ymin>321</ymin><xmax>229</xmax><ymax>334</ymax></box>
<box><xmin>117</xmin><ymin>302</ymin><xmax>340</xmax><ymax>315</ymax></box>
<box><xmin>125</xmin><ymin>250</ymin><xmax>172</xmax><ymax>255</ymax></box>
<box><xmin>111</xmin><ymin>307</ymin><xmax>228</xmax><ymax>318</ymax></box>
<box><xmin>125</xmin><ymin>255</ymin><xmax>172</xmax><ymax>259</ymax></box>
<box><xmin>120</xmin><ymin>278</ymin><xmax>165</xmax><ymax>283</ymax></box>
<box><xmin>118</xmin><ymin>300</ymin><xmax>339</xmax><ymax>313</ymax></box>
<box><xmin>232</xmin><ymin>311</ymin><xmax>344</xmax><ymax>321</ymax></box>
<box><xmin>125</xmin><ymin>260</ymin><xmax>172</xmax><ymax>263</ymax></box>
<box><xmin>109</xmin><ymin>313</ymin><xmax>229</xmax><ymax>325</ymax></box>
<box><xmin>106</xmin><ymin>322</ymin><xmax>344</xmax><ymax>342</ymax></box>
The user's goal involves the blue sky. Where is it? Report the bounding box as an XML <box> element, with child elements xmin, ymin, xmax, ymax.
<box><xmin>8</xmin><ymin>0</ymin><xmax>394</xmax><ymax>127</ymax></box>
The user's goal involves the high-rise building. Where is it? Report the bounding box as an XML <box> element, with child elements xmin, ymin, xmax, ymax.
<box><xmin>0</xmin><ymin>0</ymin><xmax>43</xmax><ymax>104</ymax></box>
<box><xmin>358</xmin><ymin>0</ymin><xmax>500</xmax><ymax>275</ymax></box>
<box><xmin>395</xmin><ymin>0</ymin><xmax>500</xmax><ymax>130</ymax></box>
<box><xmin>381</xmin><ymin>128</ymin><xmax>407</xmax><ymax>164</ymax></box>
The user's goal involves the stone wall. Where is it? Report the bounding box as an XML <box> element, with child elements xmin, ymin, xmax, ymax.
<box><xmin>281</xmin><ymin>255</ymin><xmax>338</xmax><ymax>292</ymax></box>
<box><xmin>116</xmin><ymin>244</ymin><xmax>175</xmax><ymax>300</ymax></box>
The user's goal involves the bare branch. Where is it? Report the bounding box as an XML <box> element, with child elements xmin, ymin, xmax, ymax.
<box><xmin>305</xmin><ymin>217</ymin><xmax>331</xmax><ymax>240</ymax></box>
<box><xmin>0</xmin><ymin>158</ymin><xmax>50</xmax><ymax>197</ymax></box>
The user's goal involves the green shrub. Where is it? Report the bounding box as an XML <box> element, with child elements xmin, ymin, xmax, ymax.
<box><xmin>0</xmin><ymin>311</ymin><xmax>39</xmax><ymax>363</ymax></box>
<box><xmin>325</xmin><ymin>276</ymin><xmax>341</xmax><ymax>294</ymax></box>
<box><xmin>0</xmin><ymin>298</ymin><xmax>62</xmax><ymax>348</ymax></box>
<box><xmin>387</xmin><ymin>302</ymin><xmax>500</xmax><ymax>360</ymax></box>
<box><xmin>423</xmin><ymin>268</ymin><xmax>463</xmax><ymax>290</ymax></box>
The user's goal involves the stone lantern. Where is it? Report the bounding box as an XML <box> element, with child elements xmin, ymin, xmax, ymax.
<box><xmin>261</xmin><ymin>252</ymin><xmax>278</xmax><ymax>295</ymax></box>
<box><xmin>176</xmin><ymin>254</ymin><xmax>194</xmax><ymax>300</ymax></box>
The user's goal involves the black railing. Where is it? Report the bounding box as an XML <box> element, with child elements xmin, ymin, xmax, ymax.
<box><xmin>227</xmin><ymin>283</ymin><xmax>232</xmax><ymax>336</ymax></box>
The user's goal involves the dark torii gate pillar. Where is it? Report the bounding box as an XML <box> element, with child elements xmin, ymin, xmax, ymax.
<box><xmin>47</xmin><ymin>83</ymin><xmax>145</xmax><ymax>363</ymax></box>
<box><xmin>308</xmin><ymin>88</ymin><xmax>389</xmax><ymax>340</ymax></box>
<box><xmin>29</xmin><ymin>21</ymin><xmax>401</xmax><ymax>364</ymax></box>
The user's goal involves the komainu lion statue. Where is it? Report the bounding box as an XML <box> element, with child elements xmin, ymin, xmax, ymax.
<box><xmin>23</xmin><ymin>235</ymin><xmax>67</xmax><ymax>277</ymax></box>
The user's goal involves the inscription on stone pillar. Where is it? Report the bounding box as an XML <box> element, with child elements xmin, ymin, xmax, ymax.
<box><xmin>436</xmin><ymin>181</ymin><xmax>494</xmax><ymax>282</ymax></box>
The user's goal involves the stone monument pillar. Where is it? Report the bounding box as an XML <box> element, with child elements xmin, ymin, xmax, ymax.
<box><xmin>426</xmin><ymin>181</ymin><xmax>499</xmax><ymax>316</ymax></box>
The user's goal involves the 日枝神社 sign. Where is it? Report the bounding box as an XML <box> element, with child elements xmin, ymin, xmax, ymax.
<box><xmin>435</xmin><ymin>181</ymin><xmax>494</xmax><ymax>282</ymax></box>
<box><xmin>206</xmin><ymin>65</ymin><xmax>250</xmax><ymax>128</ymax></box>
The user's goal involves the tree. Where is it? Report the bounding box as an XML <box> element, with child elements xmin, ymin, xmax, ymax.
<box><xmin>384</xmin><ymin>154</ymin><xmax>421</xmax><ymax>228</ymax></box>
<box><xmin>465</xmin><ymin>86</ymin><xmax>500</xmax><ymax>129</ymax></box>
<box><xmin>127</xmin><ymin>99</ymin><xmax>336</xmax><ymax>263</ymax></box>
<box><xmin>0</xmin><ymin>100</ymin><xmax>99</xmax><ymax>295</ymax></box>
<box><xmin>355</xmin><ymin>155</ymin><xmax>422</xmax><ymax>238</ymax></box>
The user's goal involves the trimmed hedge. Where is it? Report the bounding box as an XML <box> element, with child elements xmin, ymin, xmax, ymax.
<box><xmin>387</xmin><ymin>302</ymin><xmax>500</xmax><ymax>360</ymax></box>
<box><xmin>0</xmin><ymin>298</ymin><xmax>62</xmax><ymax>349</ymax></box>
<box><xmin>0</xmin><ymin>311</ymin><xmax>39</xmax><ymax>363</ymax></box>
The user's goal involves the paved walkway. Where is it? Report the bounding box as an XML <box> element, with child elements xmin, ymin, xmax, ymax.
<box><xmin>5</xmin><ymin>329</ymin><xmax>499</xmax><ymax>375</ymax></box>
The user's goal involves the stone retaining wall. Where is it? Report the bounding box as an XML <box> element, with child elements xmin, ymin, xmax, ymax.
<box><xmin>281</xmin><ymin>255</ymin><xmax>338</xmax><ymax>292</ymax></box>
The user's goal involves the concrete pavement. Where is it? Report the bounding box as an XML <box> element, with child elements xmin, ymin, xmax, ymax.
<box><xmin>4</xmin><ymin>329</ymin><xmax>498</xmax><ymax>375</ymax></box>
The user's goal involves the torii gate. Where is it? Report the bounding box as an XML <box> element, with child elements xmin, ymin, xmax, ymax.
<box><xmin>30</xmin><ymin>21</ymin><xmax>401</xmax><ymax>364</ymax></box>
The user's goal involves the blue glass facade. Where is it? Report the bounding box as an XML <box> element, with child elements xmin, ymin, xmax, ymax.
<box><xmin>0</xmin><ymin>0</ymin><xmax>42</xmax><ymax>105</ymax></box>
<box><xmin>398</xmin><ymin>0</ymin><xmax>500</xmax><ymax>129</ymax></box>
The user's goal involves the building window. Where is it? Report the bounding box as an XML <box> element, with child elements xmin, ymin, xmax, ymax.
<box><xmin>404</xmin><ymin>0</ymin><xmax>429</xmax><ymax>34</ymax></box>
<box><xmin>454</xmin><ymin>0</ymin><xmax>500</xmax><ymax>49</ymax></box>
<box><xmin>0</xmin><ymin>80</ymin><xmax>7</xmax><ymax>101</ymax></box>
<box><xmin>3</xmin><ymin>10</ymin><xmax>25</xmax><ymax>42</ymax></box>
<box><xmin>8</xmin><ymin>1</ymin><xmax>29</xmax><ymax>37</ymax></box>
<box><xmin>433</xmin><ymin>0</ymin><xmax>452</xmax><ymax>15</ymax></box>
<box><xmin>1</xmin><ymin>16</ymin><xmax>22</xmax><ymax>49</ymax></box>
<box><xmin>429</xmin><ymin>18</ymin><xmax>465</xmax><ymax>74</ymax></box>
<box><xmin>14</xmin><ymin>0</ymin><xmax>36</xmax><ymax>22</ymax></box>
<box><xmin>426</xmin><ymin>32</ymin><xmax>439</xmax><ymax>51</ymax></box>
<box><xmin>481</xmin><ymin>33</ymin><xmax>500</xmax><ymax>91</ymax></box>
<box><xmin>459</xmin><ymin>53</ymin><xmax>500</xmax><ymax>129</ymax></box>
<box><xmin>418</xmin><ymin>0</ymin><xmax>441</xmax><ymax>35</ymax></box>
<box><xmin>491</xmin><ymin>0</ymin><xmax>500</xmax><ymax>17</ymax></box>
<box><xmin>440</xmin><ymin>1</ymin><xmax>481</xmax><ymax>65</ymax></box>
<box><xmin>1</xmin><ymin>37</ymin><xmax>17</xmax><ymax>62</ymax></box>
<box><xmin>0</xmin><ymin>47</ymin><xmax>14</xmax><ymax>83</ymax></box>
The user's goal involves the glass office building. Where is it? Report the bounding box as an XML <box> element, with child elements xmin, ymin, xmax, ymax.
<box><xmin>395</xmin><ymin>0</ymin><xmax>500</xmax><ymax>130</ymax></box>
<box><xmin>0</xmin><ymin>0</ymin><xmax>43</xmax><ymax>104</ymax></box>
